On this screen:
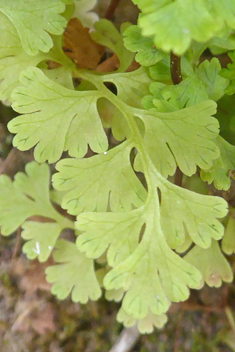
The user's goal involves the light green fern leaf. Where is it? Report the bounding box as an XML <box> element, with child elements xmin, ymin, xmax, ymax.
<box><xmin>222</xmin><ymin>213</ymin><xmax>235</xmax><ymax>255</ymax></box>
<box><xmin>0</xmin><ymin>12</ymin><xmax>46</xmax><ymax>101</ymax></box>
<box><xmin>0</xmin><ymin>162</ymin><xmax>73</xmax><ymax>261</ymax></box>
<box><xmin>0</xmin><ymin>0</ymin><xmax>72</xmax><ymax>55</ymax></box>
<box><xmin>0</xmin><ymin>162</ymin><xmax>51</xmax><ymax>234</ymax></box>
<box><xmin>42</xmin><ymin>67</ymin><xmax>74</xmax><ymax>90</ymax></box>
<box><xmin>123</xmin><ymin>25</ymin><xmax>166</xmax><ymax>66</ymax></box>
<box><xmin>221</xmin><ymin>51</ymin><xmax>235</xmax><ymax>95</ymax></box>
<box><xmin>103</xmin><ymin>222</ymin><xmax>200</xmax><ymax>318</ymax></box>
<box><xmin>8</xmin><ymin>67</ymin><xmax>108</xmax><ymax>163</ymax></box>
<box><xmin>77</xmin><ymin>199</ymin><xmax>202</xmax><ymax>319</ymax></box>
<box><xmin>44</xmin><ymin>34</ymin><xmax>76</xmax><ymax>71</ymax></box>
<box><xmin>196</xmin><ymin>58</ymin><xmax>229</xmax><ymax>101</ymax></box>
<box><xmin>105</xmin><ymin>288</ymin><xmax>125</xmax><ymax>302</ymax></box>
<box><xmin>160</xmin><ymin>181</ymin><xmax>227</xmax><ymax>249</ymax></box>
<box><xmin>117</xmin><ymin>308</ymin><xmax>167</xmax><ymax>334</ymax></box>
<box><xmin>91</xmin><ymin>19</ymin><xmax>134</xmax><ymax>72</ymax></box>
<box><xmin>77</xmin><ymin>209</ymin><xmax>144</xmax><ymax>266</ymax></box>
<box><xmin>102</xmin><ymin>67</ymin><xmax>153</xmax><ymax>140</ymax></box>
<box><xmin>148</xmin><ymin>55</ymin><xmax>194</xmax><ymax>84</ymax></box>
<box><xmin>22</xmin><ymin>222</ymin><xmax>63</xmax><ymax>262</ymax></box>
<box><xmin>0</xmin><ymin>174</ymin><xmax>39</xmax><ymax>235</ymax></box>
<box><xmin>133</xmin><ymin>0</ymin><xmax>217</xmax><ymax>55</ymax></box>
<box><xmin>144</xmin><ymin>58</ymin><xmax>228</xmax><ymax>113</ymax></box>
<box><xmin>147</xmin><ymin>77</ymin><xmax>208</xmax><ymax>112</ymax></box>
<box><xmin>209</xmin><ymin>30</ymin><xmax>235</xmax><ymax>55</ymax></box>
<box><xmin>134</xmin><ymin>101</ymin><xmax>219</xmax><ymax>177</ymax></box>
<box><xmin>0</xmin><ymin>10</ymin><xmax>75</xmax><ymax>102</ymax></box>
<box><xmin>76</xmin><ymin>151</ymin><xmax>228</xmax><ymax>319</ymax></box>
<box><xmin>148</xmin><ymin>56</ymin><xmax>172</xmax><ymax>83</ymax></box>
<box><xmin>201</xmin><ymin>136</ymin><xmax>235</xmax><ymax>191</ymax></box>
<box><xmin>46</xmin><ymin>239</ymin><xmax>101</xmax><ymax>303</ymax></box>
<box><xmin>53</xmin><ymin>141</ymin><xmax>146</xmax><ymax>215</ymax></box>
<box><xmin>104</xmin><ymin>67</ymin><xmax>153</xmax><ymax>108</ymax></box>
<box><xmin>185</xmin><ymin>240</ymin><xmax>233</xmax><ymax>288</ymax></box>
<box><xmin>133</xmin><ymin>0</ymin><xmax>235</xmax><ymax>55</ymax></box>
<box><xmin>13</xmin><ymin>161</ymin><xmax>51</xmax><ymax>202</ymax></box>
<box><xmin>209</xmin><ymin>0</ymin><xmax>235</xmax><ymax>30</ymax></box>
<box><xmin>50</xmin><ymin>189</ymin><xmax>69</xmax><ymax>206</ymax></box>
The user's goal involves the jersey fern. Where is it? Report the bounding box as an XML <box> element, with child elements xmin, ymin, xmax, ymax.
<box><xmin>0</xmin><ymin>0</ymin><xmax>234</xmax><ymax>334</ymax></box>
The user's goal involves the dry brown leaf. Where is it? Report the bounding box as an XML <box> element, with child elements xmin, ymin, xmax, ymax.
<box><xmin>20</xmin><ymin>259</ymin><xmax>53</xmax><ymax>295</ymax></box>
<box><xmin>63</xmin><ymin>18</ymin><xmax>104</xmax><ymax>69</ymax></box>
<box><xmin>96</xmin><ymin>53</ymin><xmax>140</xmax><ymax>73</ymax></box>
<box><xmin>96</xmin><ymin>53</ymin><xmax>120</xmax><ymax>72</ymax></box>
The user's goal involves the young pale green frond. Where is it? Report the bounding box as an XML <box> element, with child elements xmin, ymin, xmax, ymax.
<box><xmin>91</xmin><ymin>19</ymin><xmax>134</xmax><ymax>72</ymax></box>
<box><xmin>166</xmin><ymin>58</ymin><xmax>228</xmax><ymax>105</ymax></box>
<box><xmin>148</xmin><ymin>57</ymin><xmax>172</xmax><ymax>83</ymax></box>
<box><xmin>117</xmin><ymin>308</ymin><xmax>167</xmax><ymax>334</ymax></box>
<box><xmin>46</xmin><ymin>239</ymin><xmax>101</xmax><ymax>303</ymax></box>
<box><xmin>196</xmin><ymin>58</ymin><xmax>229</xmax><ymax>101</ymax></box>
<box><xmin>53</xmin><ymin>141</ymin><xmax>146</xmax><ymax>215</ymax></box>
<box><xmin>221</xmin><ymin>51</ymin><xmax>235</xmax><ymax>95</ymax></box>
<box><xmin>222</xmin><ymin>214</ymin><xmax>235</xmax><ymax>255</ymax></box>
<box><xmin>146</xmin><ymin>77</ymin><xmax>208</xmax><ymax>112</ymax></box>
<box><xmin>134</xmin><ymin>101</ymin><xmax>219</xmax><ymax>177</ymax></box>
<box><xmin>0</xmin><ymin>0</ymin><xmax>72</xmax><ymax>55</ymax></box>
<box><xmin>144</xmin><ymin>58</ymin><xmax>228</xmax><ymax>112</ymax></box>
<box><xmin>148</xmin><ymin>55</ymin><xmax>194</xmax><ymax>84</ymax></box>
<box><xmin>160</xmin><ymin>181</ymin><xmax>228</xmax><ymax>249</ymax></box>
<box><xmin>133</xmin><ymin>0</ymin><xmax>235</xmax><ymax>55</ymax></box>
<box><xmin>201</xmin><ymin>136</ymin><xmax>235</xmax><ymax>191</ymax></box>
<box><xmin>8</xmin><ymin>67</ymin><xmax>108</xmax><ymax>163</ymax></box>
<box><xmin>167</xmin><ymin>58</ymin><xmax>228</xmax><ymax>105</ymax></box>
<box><xmin>22</xmin><ymin>222</ymin><xmax>63</xmax><ymax>262</ymax></box>
<box><xmin>0</xmin><ymin>12</ymin><xmax>46</xmax><ymax>101</ymax></box>
<box><xmin>208</xmin><ymin>30</ymin><xmax>235</xmax><ymax>55</ymax></box>
<box><xmin>123</xmin><ymin>25</ymin><xmax>166</xmax><ymax>66</ymax></box>
<box><xmin>185</xmin><ymin>240</ymin><xmax>233</xmax><ymax>288</ymax></box>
